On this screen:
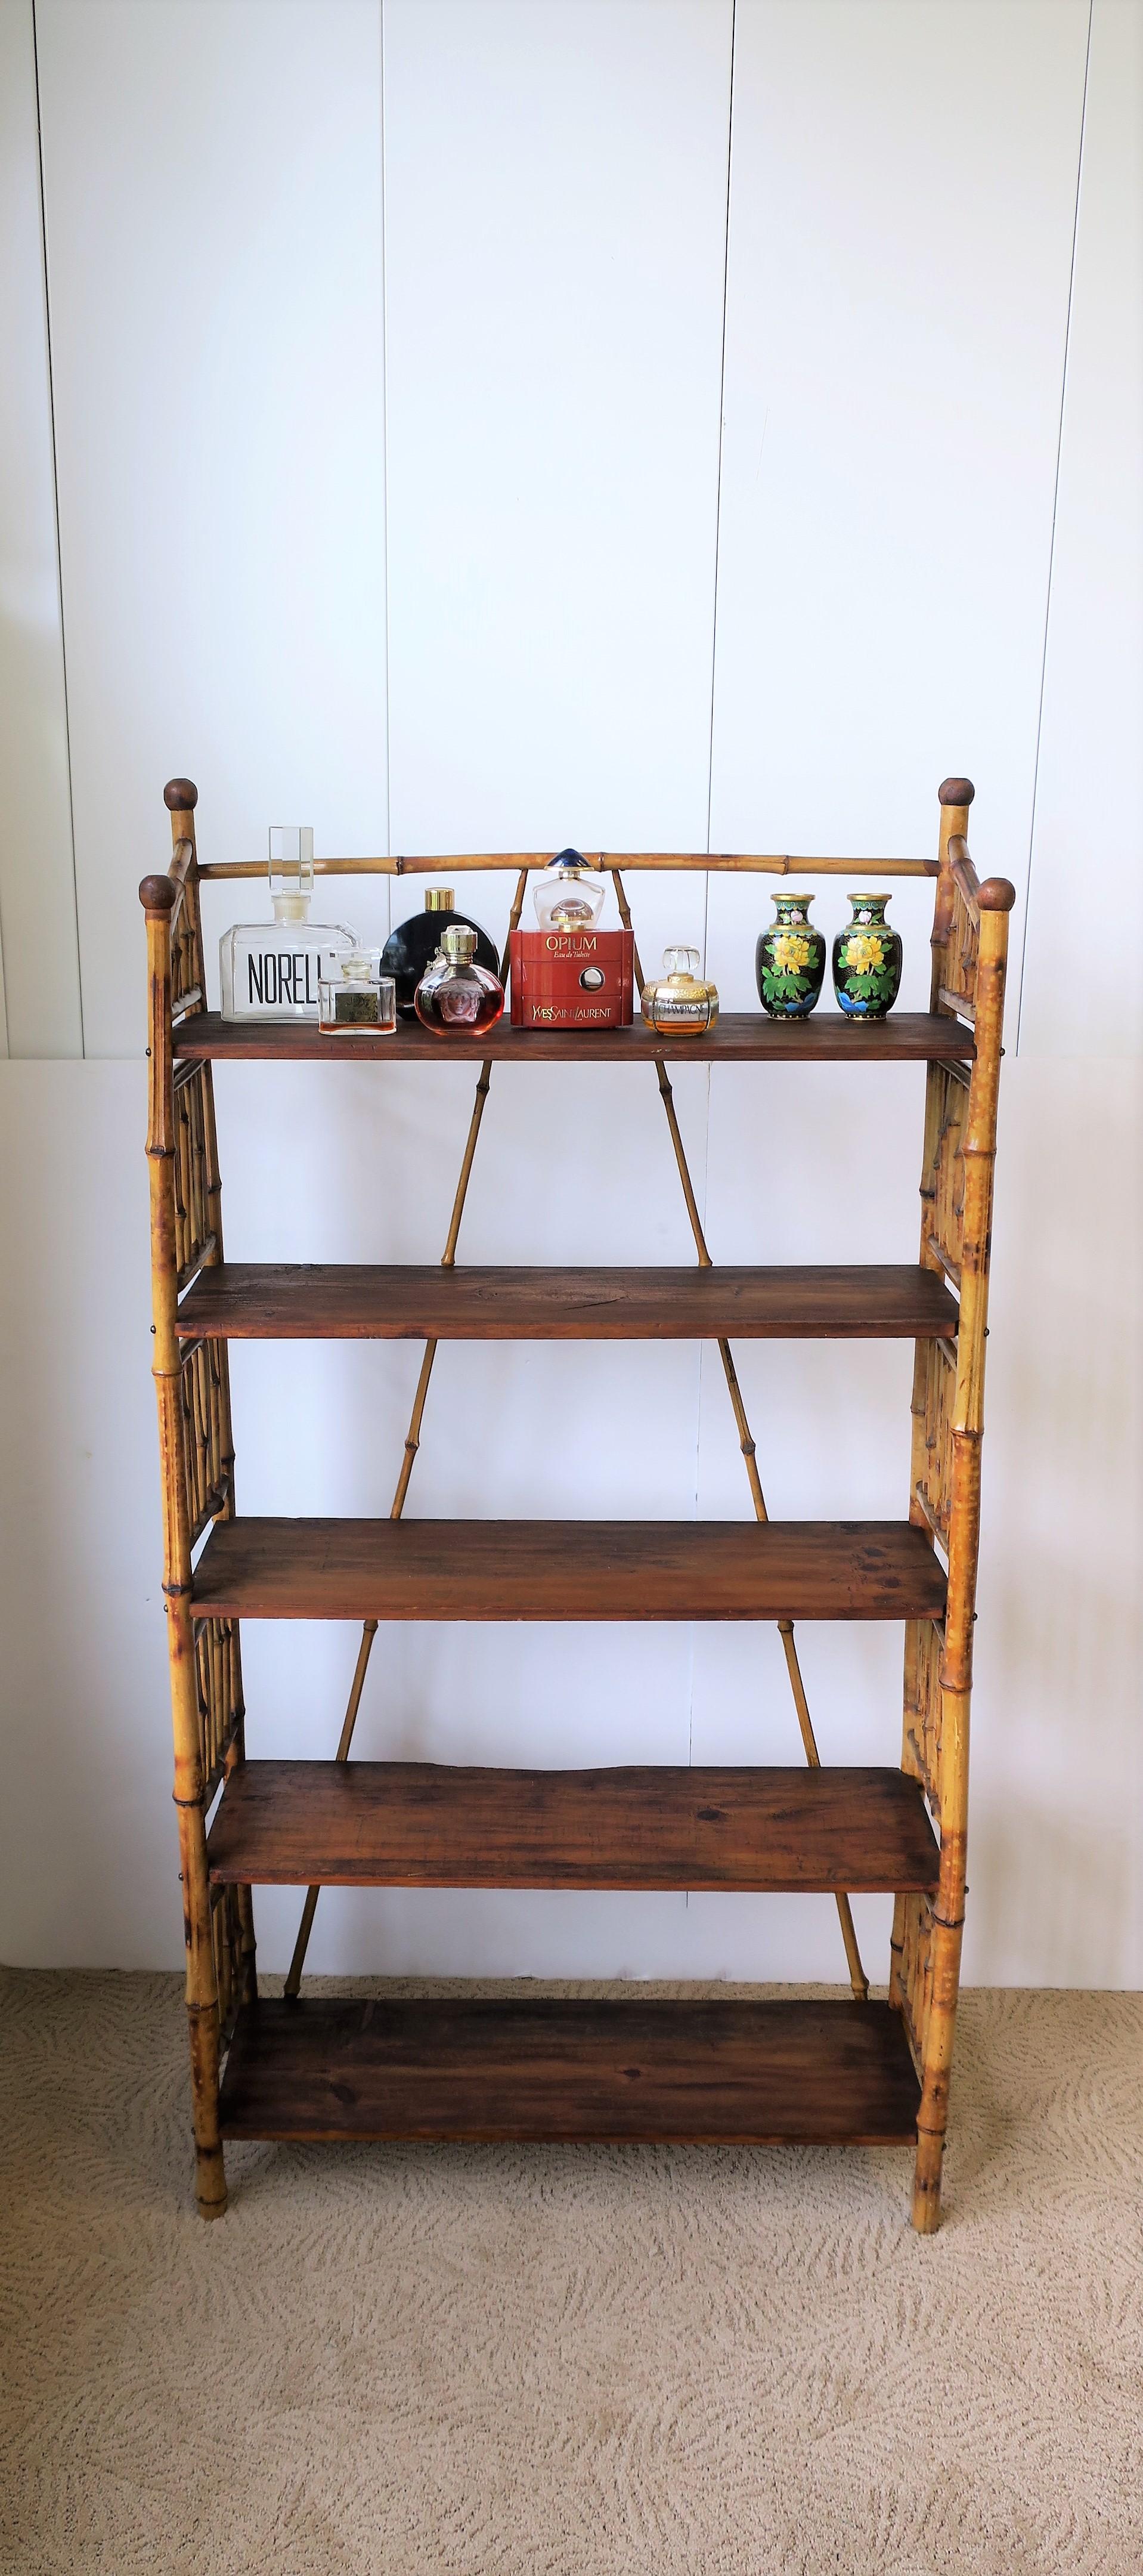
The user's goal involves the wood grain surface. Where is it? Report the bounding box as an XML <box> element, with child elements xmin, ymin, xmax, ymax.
<box><xmin>191</xmin><ymin>1517</ymin><xmax>947</xmax><ymax>1622</ymax></box>
<box><xmin>206</xmin><ymin>1759</ymin><xmax>940</xmax><ymax>1892</ymax></box>
<box><xmin>217</xmin><ymin>1995</ymin><xmax>923</xmax><ymax>2144</ymax></box>
<box><xmin>177</xmin><ymin>1262</ymin><xmax>961</xmax><ymax>1342</ymax></box>
<box><xmin>175</xmin><ymin>1009</ymin><xmax>974</xmax><ymax>1065</ymax></box>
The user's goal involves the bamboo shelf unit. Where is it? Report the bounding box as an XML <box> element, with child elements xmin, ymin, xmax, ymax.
<box><xmin>140</xmin><ymin>775</ymin><xmax>1013</xmax><ymax>2231</ymax></box>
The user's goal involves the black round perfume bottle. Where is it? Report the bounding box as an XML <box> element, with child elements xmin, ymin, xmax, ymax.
<box><xmin>381</xmin><ymin>887</ymin><xmax>499</xmax><ymax>1018</ymax></box>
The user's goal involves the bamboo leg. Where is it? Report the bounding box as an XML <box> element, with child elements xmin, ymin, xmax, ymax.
<box><xmin>283</xmin><ymin>871</ymin><xmax>531</xmax><ymax>1995</ymax></box>
<box><xmin>907</xmin><ymin>789</ymin><xmax>1012</xmax><ymax>2229</ymax></box>
<box><xmin>141</xmin><ymin>850</ymin><xmax>227</xmax><ymax>2218</ymax></box>
<box><xmin>611</xmin><ymin>869</ymin><xmax>868</xmax><ymax>2002</ymax></box>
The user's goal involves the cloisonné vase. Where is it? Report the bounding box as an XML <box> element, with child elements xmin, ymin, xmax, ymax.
<box><xmin>832</xmin><ymin>893</ymin><xmax>902</xmax><ymax>1019</ymax></box>
<box><xmin>754</xmin><ymin>893</ymin><xmax>826</xmax><ymax>1018</ymax></box>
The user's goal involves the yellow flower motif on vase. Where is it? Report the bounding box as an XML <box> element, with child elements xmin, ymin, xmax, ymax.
<box><xmin>773</xmin><ymin>932</ymin><xmax>813</xmax><ymax>973</ymax></box>
<box><xmin>844</xmin><ymin>933</ymin><xmax>884</xmax><ymax>975</ymax></box>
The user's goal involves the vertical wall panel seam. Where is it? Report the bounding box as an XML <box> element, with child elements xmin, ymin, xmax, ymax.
<box><xmin>689</xmin><ymin>0</ymin><xmax>737</xmax><ymax>1774</ymax></box>
<box><xmin>1015</xmin><ymin>0</ymin><xmax>1094</xmax><ymax>1054</ymax></box>
<box><xmin>30</xmin><ymin>0</ymin><xmax>85</xmax><ymax>1056</ymax></box>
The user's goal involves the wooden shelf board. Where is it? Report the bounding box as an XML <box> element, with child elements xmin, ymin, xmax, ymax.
<box><xmin>178</xmin><ymin>1261</ymin><xmax>960</xmax><ymax>1343</ymax></box>
<box><xmin>176</xmin><ymin>1009</ymin><xmax>973</xmax><ymax>1066</ymax></box>
<box><xmin>206</xmin><ymin>1759</ymin><xmax>940</xmax><ymax>1894</ymax></box>
<box><xmin>191</xmin><ymin>1517</ymin><xmax>947</xmax><ymax>1622</ymax></box>
<box><xmin>218</xmin><ymin>1994</ymin><xmax>922</xmax><ymax>2145</ymax></box>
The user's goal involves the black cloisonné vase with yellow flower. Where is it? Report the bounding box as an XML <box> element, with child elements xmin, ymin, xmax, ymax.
<box><xmin>755</xmin><ymin>893</ymin><xmax>826</xmax><ymax>1018</ymax></box>
<box><xmin>832</xmin><ymin>892</ymin><xmax>902</xmax><ymax>1019</ymax></box>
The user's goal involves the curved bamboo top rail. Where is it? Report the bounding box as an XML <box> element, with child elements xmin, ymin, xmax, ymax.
<box><xmin>946</xmin><ymin>835</ymin><xmax>1016</xmax><ymax>919</ymax></box>
<box><xmin>140</xmin><ymin>837</ymin><xmax>194</xmax><ymax>916</ymax></box>
<box><xmin>191</xmin><ymin>851</ymin><xmax>940</xmax><ymax>882</ymax></box>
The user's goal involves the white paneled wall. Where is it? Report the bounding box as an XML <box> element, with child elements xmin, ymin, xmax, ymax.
<box><xmin>0</xmin><ymin>0</ymin><xmax>1139</xmax><ymax>1985</ymax></box>
<box><xmin>1020</xmin><ymin>0</ymin><xmax>1143</xmax><ymax>1055</ymax></box>
<box><xmin>0</xmin><ymin>0</ymin><xmax>80</xmax><ymax>1057</ymax></box>
<box><xmin>35</xmin><ymin>0</ymin><xmax>389</xmax><ymax>1057</ymax></box>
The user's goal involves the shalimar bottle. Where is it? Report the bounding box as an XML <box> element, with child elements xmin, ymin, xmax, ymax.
<box><xmin>532</xmin><ymin>849</ymin><xmax>606</xmax><ymax>932</ymax></box>
<box><xmin>640</xmin><ymin>944</ymin><xmax>718</xmax><ymax>1036</ymax></box>
<box><xmin>318</xmin><ymin>950</ymin><xmax>396</xmax><ymax>1034</ymax></box>
<box><xmin>381</xmin><ymin>886</ymin><xmax>499</xmax><ymax>1018</ymax></box>
<box><xmin>219</xmin><ymin>827</ymin><xmax>357</xmax><ymax>1020</ymax></box>
<box><xmin>414</xmin><ymin>924</ymin><xmax>505</xmax><ymax>1035</ymax></box>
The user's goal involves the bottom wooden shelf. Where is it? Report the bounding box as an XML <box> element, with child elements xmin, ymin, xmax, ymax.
<box><xmin>218</xmin><ymin>1994</ymin><xmax>921</xmax><ymax>2146</ymax></box>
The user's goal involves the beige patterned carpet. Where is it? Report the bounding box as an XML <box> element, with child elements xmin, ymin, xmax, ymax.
<box><xmin>1</xmin><ymin>1972</ymin><xmax>1140</xmax><ymax>2576</ymax></box>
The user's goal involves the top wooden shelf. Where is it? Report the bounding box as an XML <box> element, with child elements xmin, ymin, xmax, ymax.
<box><xmin>174</xmin><ymin>1010</ymin><xmax>974</xmax><ymax>1066</ymax></box>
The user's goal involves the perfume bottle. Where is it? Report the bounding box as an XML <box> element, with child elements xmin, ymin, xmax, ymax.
<box><xmin>219</xmin><ymin>828</ymin><xmax>357</xmax><ymax>1019</ymax></box>
<box><xmin>532</xmin><ymin>850</ymin><xmax>606</xmax><ymax>933</ymax></box>
<box><xmin>380</xmin><ymin>886</ymin><xmax>499</xmax><ymax>1018</ymax></box>
<box><xmin>318</xmin><ymin>950</ymin><xmax>396</xmax><ymax>1034</ymax></box>
<box><xmin>414</xmin><ymin>924</ymin><xmax>505</xmax><ymax>1035</ymax></box>
<box><xmin>640</xmin><ymin>945</ymin><xmax>719</xmax><ymax>1035</ymax></box>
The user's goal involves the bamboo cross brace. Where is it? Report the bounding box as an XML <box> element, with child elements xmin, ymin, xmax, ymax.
<box><xmin>283</xmin><ymin>870</ymin><xmax>531</xmax><ymax>1997</ymax></box>
<box><xmin>610</xmin><ymin>868</ymin><xmax>868</xmax><ymax>2003</ymax></box>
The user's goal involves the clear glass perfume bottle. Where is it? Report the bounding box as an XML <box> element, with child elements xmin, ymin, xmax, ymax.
<box><xmin>219</xmin><ymin>827</ymin><xmax>357</xmax><ymax>1019</ymax></box>
<box><xmin>640</xmin><ymin>944</ymin><xmax>719</xmax><ymax>1035</ymax></box>
<box><xmin>318</xmin><ymin>950</ymin><xmax>396</xmax><ymax>1034</ymax></box>
<box><xmin>381</xmin><ymin>885</ymin><xmax>500</xmax><ymax>1018</ymax></box>
<box><xmin>532</xmin><ymin>849</ymin><xmax>606</xmax><ymax>933</ymax></box>
<box><xmin>414</xmin><ymin>924</ymin><xmax>505</xmax><ymax>1035</ymax></box>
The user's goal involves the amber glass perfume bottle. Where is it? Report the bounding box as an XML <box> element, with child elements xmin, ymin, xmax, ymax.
<box><xmin>381</xmin><ymin>886</ymin><xmax>499</xmax><ymax>1018</ymax></box>
<box><xmin>532</xmin><ymin>851</ymin><xmax>606</xmax><ymax>932</ymax></box>
<box><xmin>640</xmin><ymin>945</ymin><xmax>719</xmax><ymax>1035</ymax></box>
<box><xmin>219</xmin><ymin>828</ymin><xmax>356</xmax><ymax>1019</ymax></box>
<box><xmin>414</xmin><ymin>925</ymin><xmax>504</xmax><ymax>1034</ymax></box>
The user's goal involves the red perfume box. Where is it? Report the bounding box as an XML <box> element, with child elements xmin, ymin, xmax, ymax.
<box><xmin>510</xmin><ymin>929</ymin><xmax>634</xmax><ymax>1029</ymax></box>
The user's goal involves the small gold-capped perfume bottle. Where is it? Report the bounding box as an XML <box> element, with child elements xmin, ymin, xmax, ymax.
<box><xmin>318</xmin><ymin>950</ymin><xmax>396</xmax><ymax>1034</ymax></box>
<box><xmin>640</xmin><ymin>945</ymin><xmax>718</xmax><ymax>1036</ymax></box>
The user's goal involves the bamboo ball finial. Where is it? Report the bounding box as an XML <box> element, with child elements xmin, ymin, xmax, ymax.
<box><xmin>978</xmin><ymin>876</ymin><xmax>1017</xmax><ymax>912</ymax></box>
<box><xmin>938</xmin><ymin>777</ymin><xmax>975</xmax><ymax>808</ymax></box>
<box><xmin>164</xmin><ymin>777</ymin><xmax>198</xmax><ymax>812</ymax></box>
<box><xmin>138</xmin><ymin>873</ymin><xmax>178</xmax><ymax>911</ymax></box>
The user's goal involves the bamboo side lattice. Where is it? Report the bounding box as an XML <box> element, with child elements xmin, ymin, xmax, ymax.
<box><xmin>140</xmin><ymin>783</ymin><xmax>252</xmax><ymax>2219</ymax></box>
<box><xmin>888</xmin><ymin>780</ymin><xmax>1014</xmax><ymax>2230</ymax></box>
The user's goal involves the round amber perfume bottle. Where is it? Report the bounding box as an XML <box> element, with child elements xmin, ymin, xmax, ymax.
<box><xmin>640</xmin><ymin>945</ymin><xmax>718</xmax><ymax>1037</ymax></box>
<box><xmin>414</xmin><ymin>924</ymin><xmax>505</xmax><ymax>1035</ymax></box>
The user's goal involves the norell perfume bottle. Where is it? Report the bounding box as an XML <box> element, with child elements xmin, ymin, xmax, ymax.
<box><xmin>532</xmin><ymin>849</ymin><xmax>606</xmax><ymax>933</ymax></box>
<box><xmin>318</xmin><ymin>950</ymin><xmax>397</xmax><ymax>1034</ymax></box>
<box><xmin>640</xmin><ymin>945</ymin><xmax>719</xmax><ymax>1036</ymax></box>
<box><xmin>380</xmin><ymin>886</ymin><xmax>499</xmax><ymax>1018</ymax></box>
<box><xmin>414</xmin><ymin>924</ymin><xmax>504</xmax><ymax>1035</ymax></box>
<box><xmin>219</xmin><ymin>828</ymin><xmax>357</xmax><ymax>1019</ymax></box>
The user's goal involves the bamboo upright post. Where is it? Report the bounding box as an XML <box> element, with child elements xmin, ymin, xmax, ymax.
<box><xmin>902</xmin><ymin>781</ymin><xmax>1014</xmax><ymax>2231</ymax></box>
<box><xmin>141</xmin><ymin>784</ymin><xmax>228</xmax><ymax>2219</ymax></box>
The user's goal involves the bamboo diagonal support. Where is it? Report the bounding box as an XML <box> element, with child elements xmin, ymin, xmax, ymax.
<box><xmin>610</xmin><ymin>868</ymin><xmax>869</xmax><ymax>2003</ymax></box>
<box><xmin>283</xmin><ymin>870</ymin><xmax>531</xmax><ymax>1998</ymax></box>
